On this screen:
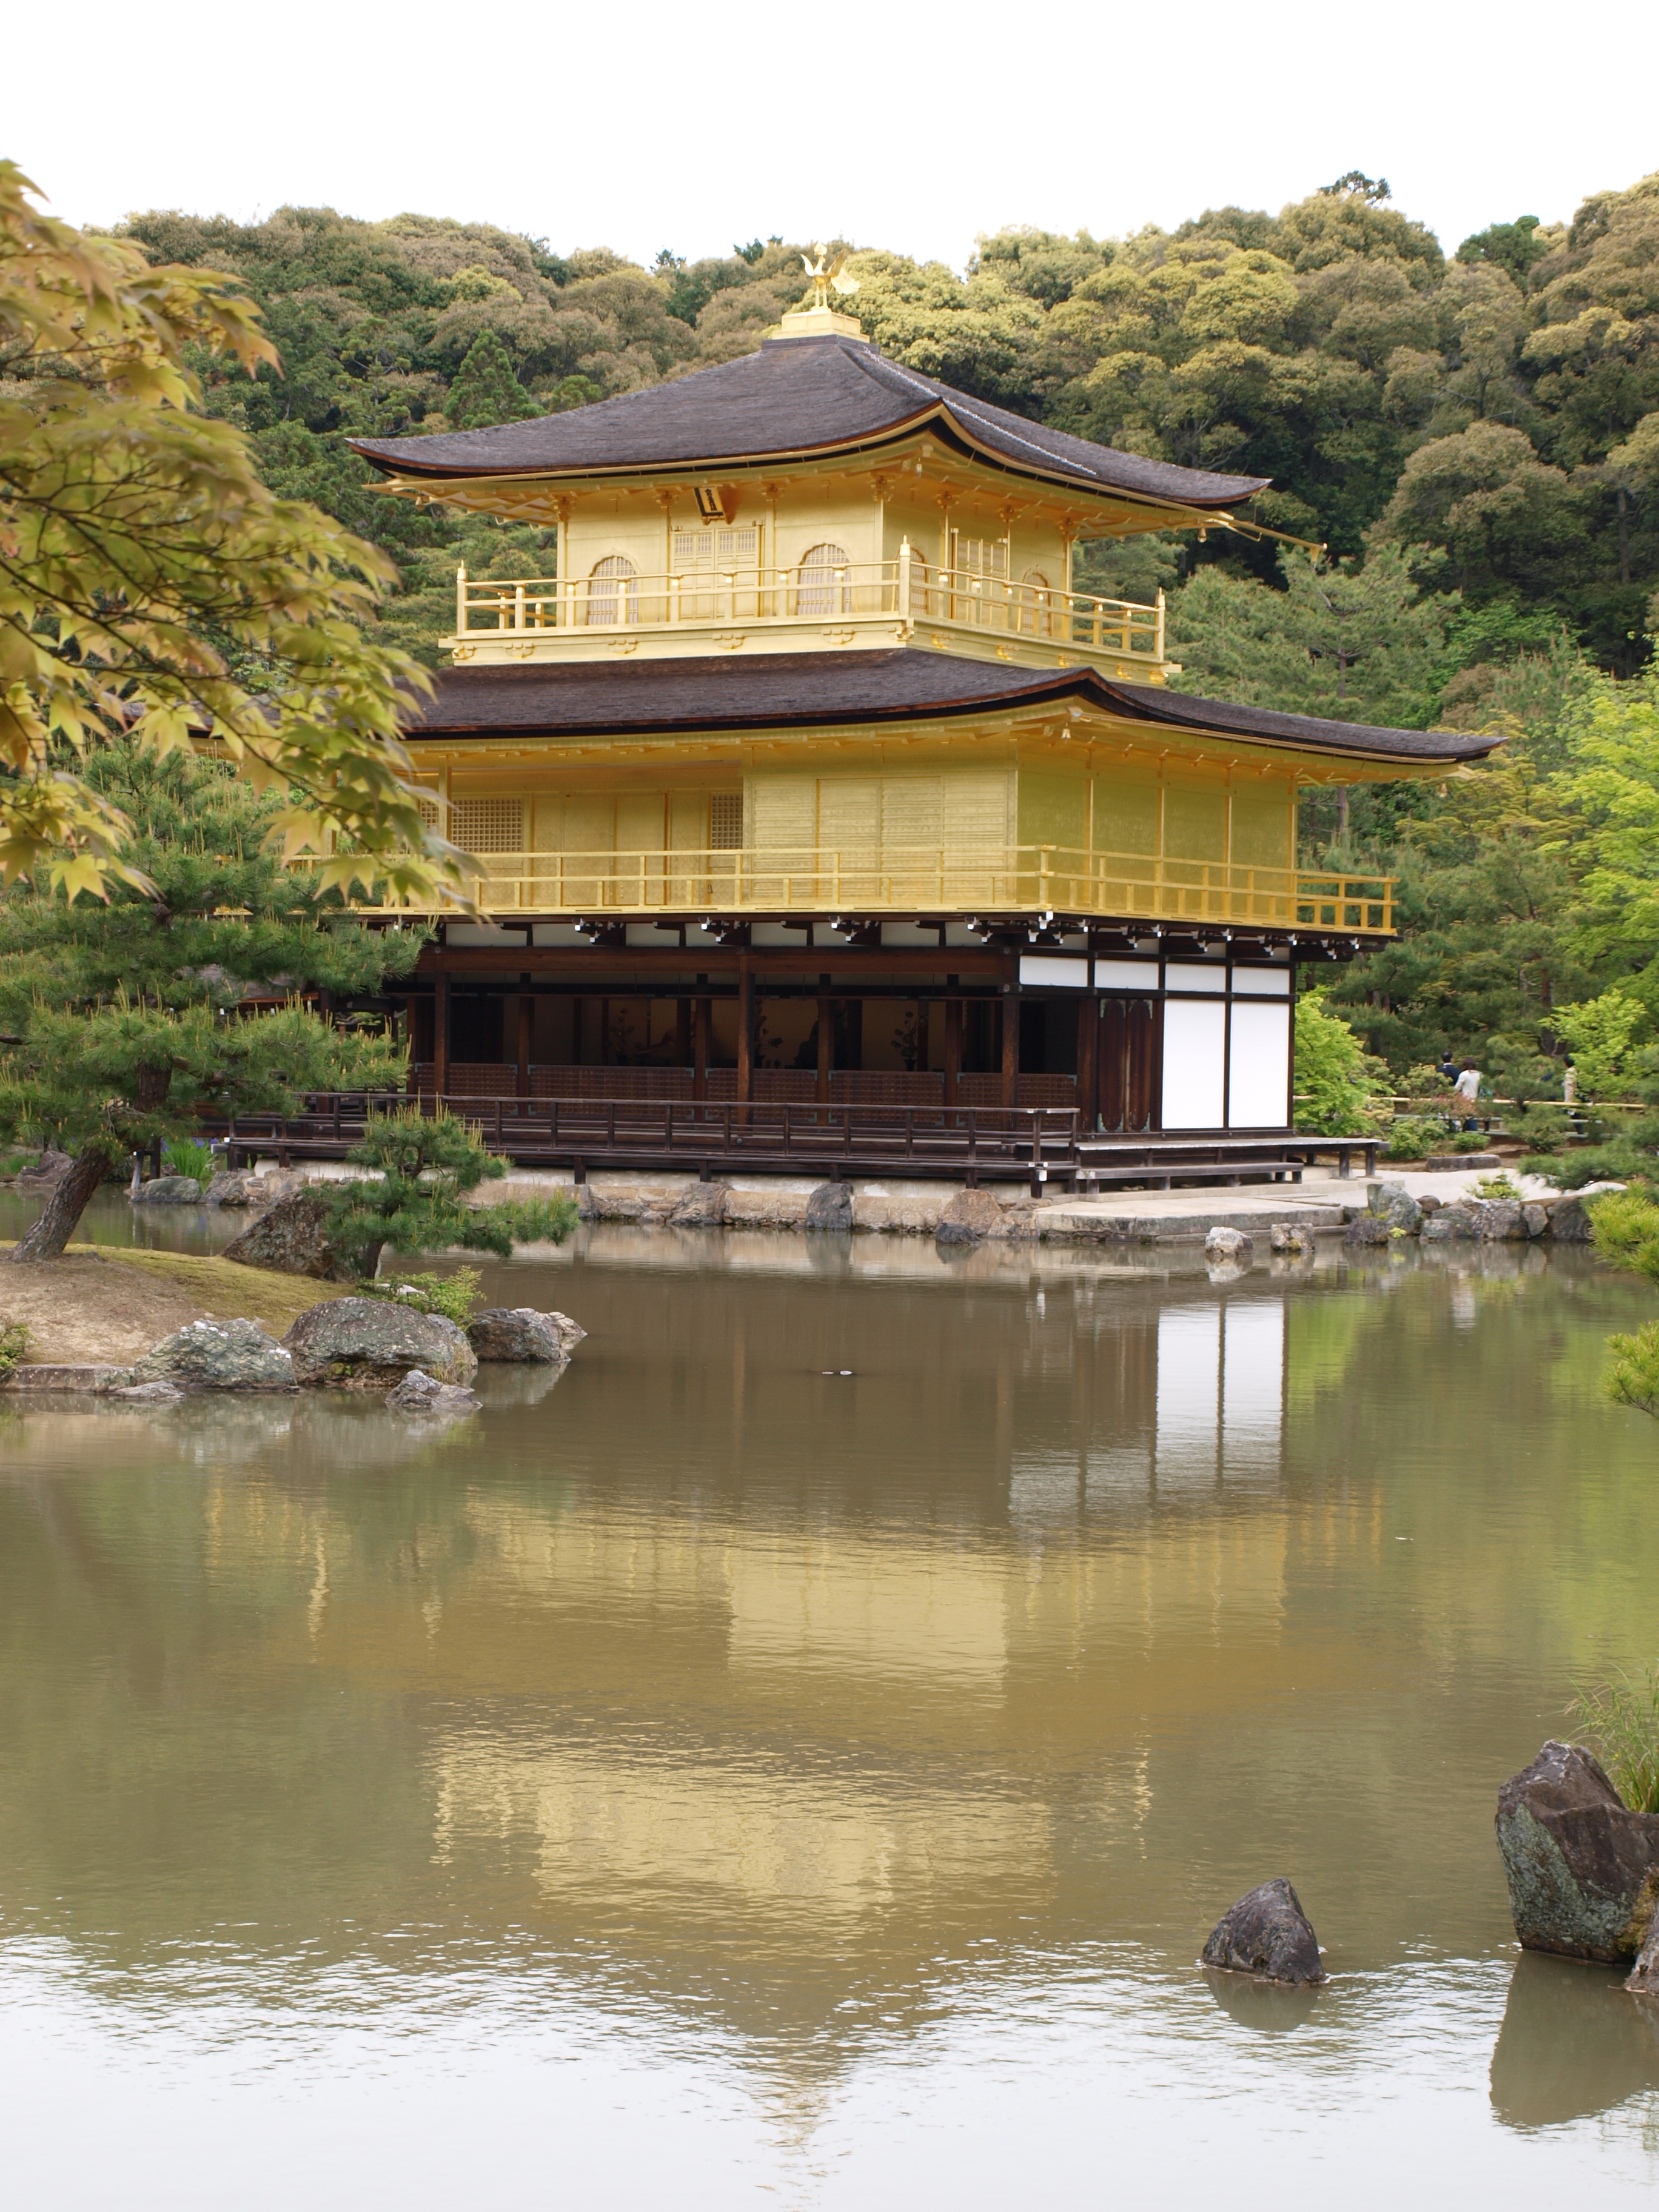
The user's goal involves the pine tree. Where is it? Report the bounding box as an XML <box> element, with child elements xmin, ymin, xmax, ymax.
<box><xmin>324</xmin><ymin>1107</ymin><xmax>578</xmax><ymax>1279</ymax></box>
<box><xmin>445</xmin><ymin>330</ymin><xmax>540</xmax><ymax>431</ymax></box>
<box><xmin>0</xmin><ymin>745</ymin><xmax>421</xmax><ymax>1261</ymax></box>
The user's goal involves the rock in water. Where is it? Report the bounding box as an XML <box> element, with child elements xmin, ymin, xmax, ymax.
<box><xmin>221</xmin><ymin>1192</ymin><xmax>343</xmax><ymax>1279</ymax></box>
<box><xmin>1496</xmin><ymin>1740</ymin><xmax>1659</xmax><ymax>1962</ymax></box>
<box><xmin>132</xmin><ymin>1175</ymin><xmax>202</xmax><ymax>1205</ymax></box>
<box><xmin>545</xmin><ymin>1311</ymin><xmax>586</xmax><ymax>1355</ymax></box>
<box><xmin>935</xmin><ymin>1188</ymin><xmax>1008</xmax><ymax>1245</ymax></box>
<box><xmin>15</xmin><ymin>1148</ymin><xmax>72</xmax><ymax>1191</ymax></box>
<box><xmin>1201</xmin><ymin>1879</ymin><xmax>1326</xmax><ymax>1983</ymax></box>
<box><xmin>1344</xmin><ymin>1215</ymin><xmax>1393</xmax><ymax>1246</ymax></box>
<box><xmin>666</xmin><ymin>1181</ymin><xmax>728</xmax><ymax>1228</ymax></box>
<box><xmin>130</xmin><ymin>1318</ymin><xmax>297</xmax><ymax>1392</ymax></box>
<box><xmin>203</xmin><ymin>1170</ymin><xmax>259</xmax><ymax>1208</ymax></box>
<box><xmin>466</xmin><ymin>1308</ymin><xmax>572</xmax><ymax>1364</ymax></box>
<box><xmin>386</xmin><ymin>1368</ymin><xmax>481</xmax><ymax>1416</ymax></box>
<box><xmin>1269</xmin><ymin>1223</ymin><xmax>1315</xmax><ymax>1256</ymax></box>
<box><xmin>111</xmin><ymin>1379</ymin><xmax>185</xmax><ymax>1403</ymax></box>
<box><xmin>804</xmin><ymin>1182</ymin><xmax>854</xmax><ymax>1232</ymax></box>
<box><xmin>1204</xmin><ymin>1226</ymin><xmax>1253</xmax><ymax>1265</ymax></box>
<box><xmin>1368</xmin><ymin>1180</ymin><xmax>1424</xmax><ymax>1234</ymax></box>
<box><xmin>283</xmin><ymin>1298</ymin><xmax>478</xmax><ymax>1389</ymax></box>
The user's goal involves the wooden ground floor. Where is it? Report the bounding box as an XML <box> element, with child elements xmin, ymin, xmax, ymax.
<box><xmin>386</xmin><ymin>927</ymin><xmax>1348</xmax><ymax>1136</ymax></box>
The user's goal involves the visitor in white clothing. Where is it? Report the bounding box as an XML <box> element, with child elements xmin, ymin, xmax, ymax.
<box><xmin>1454</xmin><ymin>1059</ymin><xmax>1482</xmax><ymax>1129</ymax></box>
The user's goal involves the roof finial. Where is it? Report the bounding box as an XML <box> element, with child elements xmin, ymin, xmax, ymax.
<box><xmin>801</xmin><ymin>244</ymin><xmax>859</xmax><ymax>315</ymax></box>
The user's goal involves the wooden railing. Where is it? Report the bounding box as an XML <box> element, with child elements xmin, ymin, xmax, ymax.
<box><xmin>451</xmin><ymin>554</ymin><xmax>1165</xmax><ymax>665</ymax></box>
<box><xmin>295</xmin><ymin>845</ymin><xmax>1395</xmax><ymax>934</ymax></box>
<box><xmin>213</xmin><ymin>1093</ymin><xmax>1084</xmax><ymax>1189</ymax></box>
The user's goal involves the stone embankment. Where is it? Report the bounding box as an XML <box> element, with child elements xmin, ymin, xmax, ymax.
<box><xmin>1345</xmin><ymin>1180</ymin><xmax>1617</xmax><ymax>1248</ymax></box>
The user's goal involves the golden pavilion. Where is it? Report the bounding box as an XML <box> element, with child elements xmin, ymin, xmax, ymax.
<box><xmin>349</xmin><ymin>292</ymin><xmax>1498</xmax><ymax>1142</ymax></box>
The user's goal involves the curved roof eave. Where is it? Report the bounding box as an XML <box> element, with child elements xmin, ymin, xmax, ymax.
<box><xmin>398</xmin><ymin>652</ymin><xmax>1506</xmax><ymax>768</ymax></box>
<box><xmin>351</xmin><ymin>398</ymin><xmax>1261</xmax><ymax>514</ymax></box>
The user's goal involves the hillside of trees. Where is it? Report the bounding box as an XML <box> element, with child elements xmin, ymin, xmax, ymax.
<box><xmin>113</xmin><ymin>172</ymin><xmax>1659</xmax><ymax>1091</ymax></box>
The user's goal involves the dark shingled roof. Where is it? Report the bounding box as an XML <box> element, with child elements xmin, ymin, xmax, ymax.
<box><xmin>352</xmin><ymin>334</ymin><xmax>1265</xmax><ymax>511</ymax></box>
<box><xmin>406</xmin><ymin>651</ymin><xmax>1501</xmax><ymax>764</ymax></box>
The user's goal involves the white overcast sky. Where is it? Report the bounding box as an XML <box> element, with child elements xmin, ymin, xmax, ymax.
<box><xmin>10</xmin><ymin>0</ymin><xmax>1658</xmax><ymax>269</ymax></box>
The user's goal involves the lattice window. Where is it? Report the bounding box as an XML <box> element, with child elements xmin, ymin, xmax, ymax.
<box><xmin>708</xmin><ymin>793</ymin><xmax>743</xmax><ymax>849</ymax></box>
<box><xmin>671</xmin><ymin>526</ymin><xmax>759</xmax><ymax>570</ymax></box>
<box><xmin>797</xmin><ymin>541</ymin><xmax>852</xmax><ymax>617</ymax></box>
<box><xmin>953</xmin><ymin>535</ymin><xmax>1009</xmax><ymax>581</ymax></box>
<box><xmin>449</xmin><ymin>797</ymin><xmax>524</xmax><ymax>853</ymax></box>
<box><xmin>587</xmin><ymin>554</ymin><xmax>638</xmax><ymax>625</ymax></box>
<box><xmin>414</xmin><ymin>790</ymin><xmax>441</xmax><ymax>831</ymax></box>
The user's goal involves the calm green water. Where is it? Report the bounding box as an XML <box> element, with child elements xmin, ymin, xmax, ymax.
<box><xmin>2</xmin><ymin>1224</ymin><xmax>1658</xmax><ymax>2205</ymax></box>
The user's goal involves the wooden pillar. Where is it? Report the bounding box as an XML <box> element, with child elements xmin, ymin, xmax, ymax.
<box><xmin>1000</xmin><ymin>971</ymin><xmax>1019</xmax><ymax>1108</ymax></box>
<box><xmin>432</xmin><ymin>970</ymin><xmax>451</xmax><ymax>1099</ymax></box>
<box><xmin>571</xmin><ymin>996</ymin><xmax>585</xmax><ymax>1067</ymax></box>
<box><xmin>736</xmin><ymin>961</ymin><xmax>754</xmax><ymax>1105</ymax></box>
<box><xmin>1076</xmin><ymin>993</ymin><xmax>1099</xmax><ymax>1134</ymax></box>
<box><xmin>943</xmin><ymin>996</ymin><xmax>962</xmax><ymax>1108</ymax></box>
<box><xmin>692</xmin><ymin>995</ymin><xmax>709</xmax><ymax>1101</ymax></box>
<box><xmin>675</xmin><ymin>997</ymin><xmax>691</xmax><ymax>1069</ymax></box>
<box><xmin>816</xmin><ymin>984</ymin><xmax>832</xmax><ymax>1105</ymax></box>
<box><xmin>916</xmin><ymin>998</ymin><xmax>930</xmax><ymax>1084</ymax></box>
<box><xmin>516</xmin><ymin>990</ymin><xmax>532</xmax><ymax>1099</ymax></box>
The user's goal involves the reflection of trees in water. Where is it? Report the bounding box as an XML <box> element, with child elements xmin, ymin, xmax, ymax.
<box><xmin>4</xmin><ymin>1250</ymin><xmax>1659</xmax><ymax>2094</ymax></box>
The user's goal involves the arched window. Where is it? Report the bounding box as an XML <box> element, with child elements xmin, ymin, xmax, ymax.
<box><xmin>587</xmin><ymin>554</ymin><xmax>638</xmax><ymax>626</ymax></box>
<box><xmin>796</xmin><ymin>541</ymin><xmax>852</xmax><ymax>618</ymax></box>
<box><xmin>1018</xmin><ymin>567</ymin><xmax>1053</xmax><ymax>635</ymax></box>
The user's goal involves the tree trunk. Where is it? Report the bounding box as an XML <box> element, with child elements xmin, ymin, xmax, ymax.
<box><xmin>6</xmin><ymin>1145</ymin><xmax>117</xmax><ymax>1263</ymax></box>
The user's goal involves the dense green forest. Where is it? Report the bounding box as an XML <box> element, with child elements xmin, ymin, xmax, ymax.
<box><xmin>115</xmin><ymin>172</ymin><xmax>1659</xmax><ymax>1093</ymax></box>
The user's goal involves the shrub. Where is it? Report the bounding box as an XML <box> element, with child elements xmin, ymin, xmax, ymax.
<box><xmin>1570</xmin><ymin>1669</ymin><xmax>1659</xmax><ymax>1812</ymax></box>
<box><xmin>0</xmin><ymin>1319</ymin><xmax>30</xmax><ymax>1376</ymax></box>
<box><xmin>1553</xmin><ymin>989</ymin><xmax>1649</xmax><ymax>1100</ymax></box>
<box><xmin>363</xmin><ymin>1268</ymin><xmax>483</xmax><ymax>1324</ymax></box>
<box><xmin>1470</xmin><ymin>1170</ymin><xmax>1524</xmax><ymax>1200</ymax></box>
<box><xmin>1606</xmin><ymin>1322</ymin><xmax>1659</xmax><ymax>1416</ymax></box>
<box><xmin>1294</xmin><ymin>991</ymin><xmax>1386</xmax><ymax>1137</ymax></box>
<box><xmin>162</xmin><ymin>1138</ymin><xmax>215</xmax><ymax>1184</ymax></box>
<box><xmin>1384</xmin><ymin>1113</ymin><xmax>1444</xmax><ymax>1162</ymax></box>
<box><xmin>1589</xmin><ymin>1187</ymin><xmax>1659</xmax><ymax>1284</ymax></box>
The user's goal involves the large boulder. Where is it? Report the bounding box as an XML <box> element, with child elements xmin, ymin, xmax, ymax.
<box><xmin>386</xmin><ymin>1368</ymin><xmax>480</xmax><ymax>1417</ymax></box>
<box><xmin>1423</xmin><ymin>1202</ymin><xmax>1480</xmax><ymax>1242</ymax></box>
<box><xmin>466</xmin><ymin>1307</ymin><xmax>574</xmax><ymax>1364</ymax></box>
<box><xmin>935</xmin><ymin>1188</ymin><xmax>1007</xmax><ymax>1245</ymax></box>
<box><xmin>1475</xmin><ymin>1199</ymin><xmax>1526</xmax><ymax>1241</ymax></box>
<box><xmin>804</xmin><ymin>1181</ymin><xmax>854</xmax><ymax>1232</ymax></box>
<box><xmin>282</xmin><ymin>1298</ymin><xmax>478</xmax><ymax>1389</ymax></box>
<box><xmin>1369</xmin><ymin>1180</ymin><xmax>1424</xmax><ymax>1234</ymax></box>
<box><xmin>666</xmin><ymin>1181</ymin><xmax>728</xmax><ymax>1228</ymax></box>
<box><xmin>15</xmin><ymin>1148</ymin><xmax>72</xmax><ymax>1191</ymax></box>
<box><xmin>132</xmin><ymin>1174</ymin><xmax>201</xmax><ymax>1205</ymax></box>
<box><xmin>221</xmin><ymin>1191</ymin><xmax>343</xmax><ymax>1280</ymax></box>
<box><xmin>1546</xmin><ymin>1184</ymin><xmax>1626</xmax><ymax>1242</ymax></box>
<box><xmin>130</xmin><ymin>1318</ymin><xmax>297</xmax><ymax>1392</ymax></box>
<box><xmin>1495</xmin><ymin>1740</ymin><xmax>1659</xmax><ymax>1962</ymax></box>
<box><xmin>1201</xmin><ymin>1879</ymin><xmax>1325</xmax><ymax>1984</ymax></box>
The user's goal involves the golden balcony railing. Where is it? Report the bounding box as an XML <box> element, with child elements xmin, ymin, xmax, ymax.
<box><xmin>449</xmin><ymin>554</ymin><xmax>1166</xmax><ymax>665</ymax></box>
<box><xmin>300</xmin><ymin>845</ymin><xmax>1393</xmax><ymax>934</ymax></box>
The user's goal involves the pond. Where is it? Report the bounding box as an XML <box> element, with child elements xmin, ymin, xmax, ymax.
<box><xmin>2</xmin><ymin>1223</ymin><xmax>1658</xmax><ymax>2205</ymax></box>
